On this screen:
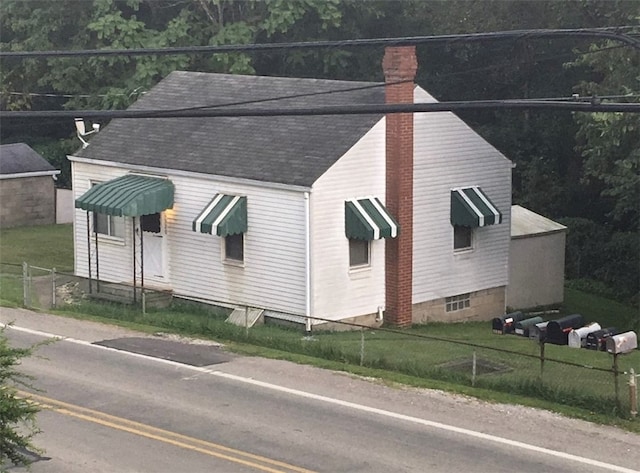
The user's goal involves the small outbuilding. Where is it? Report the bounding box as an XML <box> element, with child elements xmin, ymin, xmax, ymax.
<box><xmin>507</xmin><ymin>205</ymin><xmax>567</xmax><ymax>310</ymax></box>
<box><xmin>0</xmin><ymin>143</ymin><xmax>60</xmax><ymax>228</ymax></box>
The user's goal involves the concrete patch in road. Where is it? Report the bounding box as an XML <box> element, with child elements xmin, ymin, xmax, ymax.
<box><xmin>93</xmin><ymin>337</ymin><xmax>234</xmax><ymax>366</ymax></box>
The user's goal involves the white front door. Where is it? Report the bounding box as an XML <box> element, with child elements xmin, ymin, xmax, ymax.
<box><xmin>143</xmin><ymin>232</ymin><xmax>164</xmax><ymax>280</ymax></box>
<box><xmin>141</xmin><ymin>213</ymin><xmax>166</xmax><ymax>282</ymax></box>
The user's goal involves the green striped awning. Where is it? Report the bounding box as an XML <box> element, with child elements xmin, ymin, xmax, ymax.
<box><xmin>75</xmin><ymin>174</ymin><xmax>174</xmax><ymax>216</ymax></box>
<box><xmin>193</xmin><ymin>194</ymin><xmax>247</xmax><ymax>236</ymax></box>
<box><xmin>451</xmin><ymin>187</ymin><xmax>502</xmax><ymax>227</ymax></box>
<box><xmin>345</xmin><ymin>197</ymin><xmax>399</xmax><ymax>240</ymax></box>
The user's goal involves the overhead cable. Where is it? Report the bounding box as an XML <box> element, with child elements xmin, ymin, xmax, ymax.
<box><xmin>1</xmin><ymin>28</ymin><xmax>638</xmax><ymax>59</ymax></box>
<box><xmin>3</xmin><ymin>100</ymin><xmax>639</xmax><ymax>121</ymax></box>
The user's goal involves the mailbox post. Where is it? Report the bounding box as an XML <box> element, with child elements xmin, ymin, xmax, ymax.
<box><xmin>606</xmin><ymin>331</ymin><xmax>638</xmax><ymax>414</ymax></box>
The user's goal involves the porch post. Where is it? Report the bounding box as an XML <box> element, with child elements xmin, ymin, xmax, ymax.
<box><xmin>86</xmin><ymin>212</ymin><xmax>92</xmax><ymax>294</ymax></box>
<box><xmin>132</xmin><ymin>217</ymin><xmax>137</xmax><ymax>304</ymax></box>
<box><xmin>94</xmin><ymin>216</ymin><xmax>100</xmax><ymax>292</ymax></box>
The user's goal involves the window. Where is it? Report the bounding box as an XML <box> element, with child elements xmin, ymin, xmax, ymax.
<box><xmin>349</xmin><ymin>239</ymin><xmax>370</xmax><ymax>267</ymax></box>
<box><xmin>453</xmin><ymin>225</ymin><xmax>472</xmax><ymax>250</ymax></box>
<box><xmin>141</xmin><ymin>213</ymin><xmax>161</xmax><ymax>233</ymax></box>
<box><xmin>225</xmin><ymin>233</ymin><xmax>244</xmax><ymax>262</ymax></box>
<box><xmin>446</xmin><ymin>293</ymin><xmax>470</xmax><ymax>312</ymax></box>
<box><xmin>93</xmin><ymin>212</ymin><xmax>124</xmax><ymax>238</ymax></box>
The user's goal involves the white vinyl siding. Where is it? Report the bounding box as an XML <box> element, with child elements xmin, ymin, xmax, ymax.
<box><xmin>165</xmin><ymin>174</ymin><xmax>306</xmax><ymax>314</ymax></box>
<box><xmin>72</xmin><ymin>161</ymin><xmax>307</xmax><ymax>314</ymax></box>
<box><xmin>72</xmin><ymin>163</ymin><xmax>135</xmax><ymax>284</ymax></box>
<box><xmin>310</xmin><ymin>120</ymin><xmax>387</xmax><ymax>321</ymax></box>
<box><xmin>412</xmin><ymin>87</ymin><xmax>511</xmax><ymax>303</ymax></box>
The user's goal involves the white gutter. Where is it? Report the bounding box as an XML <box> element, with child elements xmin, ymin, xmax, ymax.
<box><xmin>0</xmin><ymin>170</ymin><xmax>60</xmax><ymax>179</ymax></box>
<box><xmin>304</xmin><ymin>191</ymin><xmax>312</xmax><ymax>333</ymax></box>
<box><xmin>67</xmin><ymin>155</ymin><xmax>312</xmax><ymax>193</ymax></box>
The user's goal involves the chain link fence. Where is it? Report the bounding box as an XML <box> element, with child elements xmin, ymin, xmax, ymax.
<box><xmin>2</xmin><ymin>262</ymin><xmax>638</xmax><ymax>419</ymax></box>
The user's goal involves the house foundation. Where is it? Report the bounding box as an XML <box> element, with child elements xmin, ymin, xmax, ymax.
<box><xmin>412</xmin><ymin>286</ymin><xmax>506</xmax><ymax>323</ymax></box>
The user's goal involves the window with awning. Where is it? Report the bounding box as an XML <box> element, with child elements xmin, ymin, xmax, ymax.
<box><xmin>451</xmin><ymin>187</ymin><xmax>502</xmax><ymax>227</ymax></box>
<box><xmin>75</xmin><ymin>174</ymin><xmax>174</xmax><ymax>217</ymax></box>
<box><xmin>192</xmin><ymin>194</ymin><xmax>247</xmax><ymax>237</ymax></box>
<box><xmin>345</xmin><ymin>197</ymin><xmax>399</xmax><ymax>240</ymax></box>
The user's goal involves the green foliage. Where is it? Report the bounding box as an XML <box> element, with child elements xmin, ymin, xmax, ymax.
<box><xmin>0</xmin><ymin>329</ymin><xmax>41</xmax><ymax>470</ymax></box>
<box><xmin>560</xmin><ymin>217</ymin><xmax>639</xmax><ymax>304</ymax></box>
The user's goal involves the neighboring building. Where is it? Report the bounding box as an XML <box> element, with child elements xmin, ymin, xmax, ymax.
<box><xmin>0</xmin><ymin>143</ymin><xmax>60</xmax><ymax>228</ymax></box>
<box><xmin>508</xmin><ymin>205</ymin><xmax>567</xmax><ymax>310</ymax></box>
<box><xmin>70</xmin><ymin>47</ymin><xmax>512</xmax><ymax>327</ymax></box>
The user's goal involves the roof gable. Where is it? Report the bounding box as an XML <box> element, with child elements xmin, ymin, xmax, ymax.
<box><xmin>0</xmin><ymin>143</ymin><xmax>56</xmax><ymax>175</ymax></box>
<box><xmin>76</xmin><ymin>71</ymin><xmax>386</xmax><ymax>187</ymax></box>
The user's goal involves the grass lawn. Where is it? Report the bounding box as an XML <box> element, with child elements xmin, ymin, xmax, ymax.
<box><xmin>0</xmin><ymin>224</ymin><xmax>74</xmax><ymax>272</ymax></box>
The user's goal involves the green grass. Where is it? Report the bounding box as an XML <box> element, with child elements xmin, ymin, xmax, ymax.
<box><xmin>0</xmin><ymin>224</ymin><xmax>74</xmax><ymax>272</ymax></box>
<box><xmin>564</xmin><ymin>286</ymin><xmax>639</xmax><ymax>332</ymax></box>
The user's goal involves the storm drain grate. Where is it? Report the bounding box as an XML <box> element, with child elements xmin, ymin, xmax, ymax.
<box><xmin>438</xmin><ymin>357</ymin><xmax>512</xmax><ymax>376</ymax></box>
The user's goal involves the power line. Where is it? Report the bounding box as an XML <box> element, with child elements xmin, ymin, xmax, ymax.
<box><xmin>3</xmin><ymin>100</ymin><xmax>639</xmax><ymax>121</ymax></box>
<box><xmin>0</xmin><ymin>41</ymin><xmax>629</xmax><ymax>104</ymax></box>
<box><xmin>1</xmin><ymin>28</ymin><xmax>638</xmax><ymax>59</ymax></box>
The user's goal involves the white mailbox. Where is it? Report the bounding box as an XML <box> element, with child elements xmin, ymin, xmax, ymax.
<box><xmin>606</xmin><ymin>331</ymin><xmax>638</xmax><ymax>355</ymax></box>
<box><xmin>568</xmin><ymin>322</ymin><xmax>601</xmax><ymax>348</ymax></box>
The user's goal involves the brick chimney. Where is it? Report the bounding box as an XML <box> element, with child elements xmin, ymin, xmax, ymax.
<box><xmin>383</xmin><ymin>46</ymin><xmax>417</xmax><ymax>328</ymax></box>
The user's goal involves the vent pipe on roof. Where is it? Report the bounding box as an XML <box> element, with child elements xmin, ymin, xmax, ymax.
<box><xmin>383</xmin><ymin>46</ymin><xmax>417</xmax><ymax>328</ymax></box>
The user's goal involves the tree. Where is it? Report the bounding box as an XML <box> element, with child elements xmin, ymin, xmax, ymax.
<box><xmin>0</xmin><ymin>329</ymin><xmax>41</xmax><ymax>471</ymax></box>
<box><xmin>569</xmin><ymin>40</ymin><xmax>640</xmax><ymax>231</ymax></box>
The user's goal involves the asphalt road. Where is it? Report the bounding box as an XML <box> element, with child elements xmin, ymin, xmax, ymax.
<box><xmin>2</xmin><ymin>308</ymin><xmax>640</xmax><ymax>473</ymax></box>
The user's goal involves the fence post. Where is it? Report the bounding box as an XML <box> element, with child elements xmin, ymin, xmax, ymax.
<box><xmin>630</xmin><ymin>368</ymin><xmax>637</xmax><ymax>418</ymax></box>
<box><xmin>360</xmin><ymin>327</ymin><xmax>365</xmax><ymax>366</ymax></box>
<box><xmin>539</xmin><ymin>341</ymin><xmax>545</xmax><ymax>379</ymax></box>
<box><xmin>142</xmin><ymin>290</ymin><xmax>146</xmax><ymax>315</ymax></box>
<box><xmin>472</xmin><ymin>350</ymin><xmax>477</xmax><ymax>387</ymax></box>
<box><xmin>22</xmin><ymin>262</ymin><xmax>28</xmax><ymax>307</ymax></box>
<box><xmin>613</xmin><ymin>353</ymin><xmax>620</xmax><ymax>411</ymax></box>
<box><xmin>51</xmin><ymin>267</ymin><xmax>56</xmax><ymax>309</ymax></box>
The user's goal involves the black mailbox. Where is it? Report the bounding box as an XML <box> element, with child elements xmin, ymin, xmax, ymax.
<box><xmin>546</xmin><ymin>314</ymin><xmax>585</xmax><ymax>345</ymax></box>
<box><xmin>515</xmin><ymin>316</ymin><xmax>544</xmax><ymax>337</ymax></box>
<box><xmin>492</xmin><ymin>311</ymin><xmax>527</xmax><ymax>334</ymax></box>
<box><xmin>585</xmin><ymin>327</ymin><xmax>619</xmax><ymax>351</ymax></box>
<box><xmin>529</xmin><ymin>321</ymin><xmax>549</xmax><ymax>342</ymax></box>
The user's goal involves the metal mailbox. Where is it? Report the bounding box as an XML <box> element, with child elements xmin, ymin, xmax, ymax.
<box><xmin>492</xmin><ymin>311</ymin><xmax>527</xmax><ymax>335</ymax></box>
<box><xmin>529</xmin><ymin>321</ymin><xmax>549</xmax><ymax>342</ymax></box>
<box><xmin>606</xmin><ymin>331</ymin><xmax>638</xmax><ymax>354</ymax></box>
<box><xmin>585</xmin><ymin>327</ymin><xmax>619</xmax><ymax>351</ymax></box>
<box><xmin>568</xmin><ymin>322</ymin><xmax>601</xmax><ymax>349</ymax></box>
<box><xmin>515</xmin><ymin>316</ymin><xmax>543</xmax><ymax>337</ymax></box>
<box><xmin>546</xmin><ymin>314</ymin><xmax>585</xmax><ymax>345</ymax></box>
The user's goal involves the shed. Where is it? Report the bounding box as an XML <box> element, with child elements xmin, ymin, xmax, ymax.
<box><xmin>507</xmin><ymin>205</ymin><xmax>567</xmax><ymax>309</ymax></box>
<box><xmin>0</xmin><ymin>143</ymin><xmax>60</xmax><ymax>228</ymax></box>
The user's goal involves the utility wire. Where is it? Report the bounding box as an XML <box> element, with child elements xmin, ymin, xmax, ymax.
<box><xmin>3</xmin><ymin>100</ymin><xmax>639</xmax><ymax>120</ymax></box>
<box><xmin>0</xmin><ymin>41</ymin><xmax>629</xmax><ymax>104</ymax></box>
<box><xmin>1</xmin><ymin>28</ymin><xmax>639</xmax><ymax>58</ymax></box>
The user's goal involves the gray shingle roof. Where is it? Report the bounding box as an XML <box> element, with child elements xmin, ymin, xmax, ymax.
<box><xmin>0</xmin><ymin>143</ymin><xmax>56</xmax><ymax>175</ymax></box>
<box><xmin>76</xmin><ymin>71</ymin><xmax>385</xmax><ymax>187</ymax></box>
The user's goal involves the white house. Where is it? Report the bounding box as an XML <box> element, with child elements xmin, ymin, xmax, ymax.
<box><xmin>70</xmin><ymin>46</ymin><xmax>512</xmax><ymax>327</ymax></box>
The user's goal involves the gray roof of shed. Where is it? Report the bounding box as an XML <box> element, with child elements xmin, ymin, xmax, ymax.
<box><xmin>511</xmin><ymin>205</ymin><xmax>567</xmax><ymax>238</ymax></box>
<box><xmin>0</xmin><ymin>143</ymin><xmax>56</xmax><ymax>175</ymax></box>
<box><xmin>76</xmin><ymin>71</ymin><xmax>386</xmax><ymax>187</ymax></box>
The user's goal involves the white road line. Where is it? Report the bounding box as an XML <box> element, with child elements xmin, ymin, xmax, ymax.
<box><xmin>3</xmin><ymin>323</ymin><xmax>638</xmax><ymax>473</ymax></box>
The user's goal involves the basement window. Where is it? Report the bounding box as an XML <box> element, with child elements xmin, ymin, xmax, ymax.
<box><xmin>446</xmin><ymin>293</ymin><xmax>470</xmax><ymax>312</ymax></box>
